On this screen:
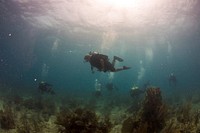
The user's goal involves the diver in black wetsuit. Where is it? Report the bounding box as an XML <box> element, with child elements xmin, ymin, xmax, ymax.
<box><xmin>38</xmin><ymin>81</ymin><xmax>55</xmax><ymax>95</ymax></box>
<box><xmin>130</xmin><ymin>86</ymin><xmax>145</xmax><ymax>98</ymax></box>
<box><xmin>84</xmin><ymin>51</ymin><xmax>131</xmax><ymax>73</ymax></box>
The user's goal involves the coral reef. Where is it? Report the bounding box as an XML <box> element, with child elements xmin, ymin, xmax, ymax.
<box><xmin>55</xmin><ymin>108</ymin><xmax>112</xmax><ymax>133</ymax></box>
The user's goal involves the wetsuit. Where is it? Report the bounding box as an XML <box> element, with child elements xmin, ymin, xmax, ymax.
<box><xmin>89</xmin><ymin>54</ymin><xmax>115</xmax><ymax>72</ymax></box>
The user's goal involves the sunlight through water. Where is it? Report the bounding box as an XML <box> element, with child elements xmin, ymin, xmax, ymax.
<box><xmin>15</xmin><ymin>0</ymin><xmax>199</xmax><ymax>34</ymax></box>
<box><xmin>98</xmin><ymin>0</ymin><xmax>143</xmax><ymax>8</ymax></box>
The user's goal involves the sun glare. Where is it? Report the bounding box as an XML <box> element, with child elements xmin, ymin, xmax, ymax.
<box><xmin>99</xmin><ymin>0</ymin><xmax>141</xmax><ymax>8</ymax></box>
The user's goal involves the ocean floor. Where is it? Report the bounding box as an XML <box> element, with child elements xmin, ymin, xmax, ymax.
<box><xmin>0</xmin><ymin>84</ymin><xmax>200</xmax><ymax>133</ymax></box>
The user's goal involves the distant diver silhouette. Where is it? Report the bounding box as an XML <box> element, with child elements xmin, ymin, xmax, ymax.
<box><xmin>130</xmin><ymin>86</ymin><xmax>145</xmax><ymax>98</ymax></box>
<box><xmin>38</xmin><ymin>81</ymin><xmax>55</xmax><ymax>95</ymax></box>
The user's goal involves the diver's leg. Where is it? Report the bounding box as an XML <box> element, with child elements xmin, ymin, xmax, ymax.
<box><xmin>113</xmin><ymin>66</ymin><xmax>131</xmax><ymax>72</ymax></box>
<box><xmin>114</xmin><ymin>56</ymin><xmax>123</xmax><ymax>62</ymax></box>
<box><xmin>112</xmin><ymin>56</ymin><xmax>124</xmax><ymax>66</ymax></box>
<box><xmin>112</xmin><ymin>58</ymin><xmax>116</xmax><ymax>66</ymax></box>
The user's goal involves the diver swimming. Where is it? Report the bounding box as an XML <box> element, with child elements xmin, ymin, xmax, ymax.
<box><xmin>84</xmin><ymin>51</ymin><xmax>131</xmax><ymax>73</ymax></box>
<box><xmin>130</xmin><ymin>86</ymin><xmax>145</xmax><ymax>98</ymax></box>
<box><xmin>38</xmin><ymin>81</ymin><xmax>55</xmax><ymax>95</ymax></box>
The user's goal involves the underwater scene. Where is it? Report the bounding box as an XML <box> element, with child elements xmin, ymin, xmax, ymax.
<box><xmin>0</xmin><ymin>0</ymin><xmax>200</xmax><ymax>132</ymax></box>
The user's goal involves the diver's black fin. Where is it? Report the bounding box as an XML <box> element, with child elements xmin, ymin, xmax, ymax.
<box><xmin>123</xmin><ymin>66</ymin><xmax>131</xmax><ymax>70</ymax></box>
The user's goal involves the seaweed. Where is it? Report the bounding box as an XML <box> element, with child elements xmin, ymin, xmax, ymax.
<box><xmin>0</xmin><ymin>105</ymin><xmax>15</xmax><ymax>130</ymax></box>
<box><xmin>40</xmin><ymin>98</ymin><xmax>56</xmax><ymax>121</ymax></box>
<box><xmin>176</xmin><ymin>102</ymin><xmax>192</xmax><ymax>124</ymax></box>
<box><xmin>22</xmin><ymin>98</ymin><xmax>38</xmax><ymax>110</ymax></box>
<box><xmin>97</xmin><ymin>116</ymin><xmax>112</xmax><ymax>133</ymax></box>
<box><xmin>141</xmin><ymin>87</ymin><xmax>167</xmax><ymax>132</ymax></box>
<box><xmin>16</xmin><ymin>111</ymin><xmax>44</xmax><ymax>133</ymax></box>
<box><xmin>21</xmin><ymin>96</ymin><xmax>56</xmax><ymax>122</ymax></box>
<box><xmin>121</xmin><ymin>117</ymin><xmax>136</xmax><ymax>133</ymax></box>
<box><xmin>55</xmin><ymin>108</ymin><xmax>112</xmax><ymax>133</ymax></box>
<box><xmin>160</xmin><ymin>100</ymin><xmax>200</xmax><ymax>132</ymax></box>
<box><xmin>122</xmin><ymin>87</ymin><xmax>168</xmax><ymax>133</ymax></box>
<box><xmin>194</xmin><ymin>110</ymin><xmax>200</xmax><ymax>126</ymax></box>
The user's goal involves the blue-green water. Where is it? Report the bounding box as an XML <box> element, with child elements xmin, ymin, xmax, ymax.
<box><xmin>1</xmin><ymin>1</ymin><xmax>200</xmax><ymax>132</ymax></box>
<box><xmin>0</xmin><ymin>0</ymin><xmax>200</xmax><ymax>99</ymax></box>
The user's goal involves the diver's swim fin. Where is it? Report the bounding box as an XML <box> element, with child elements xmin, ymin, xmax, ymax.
<box><xmin>123</xmin><ymin>66</ymin><xmax>131</xmax><ymax>70</ymax></box>
<box><xmin>114</xmin><ymin>56</ymin><xmax>123</xmax><ymax>62</ymax></box>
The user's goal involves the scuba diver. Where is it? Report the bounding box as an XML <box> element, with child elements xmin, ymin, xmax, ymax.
<box><xmin>130</xmin><ymin>86</ymin><xmax>145</xmax><ymax>98</ymax></box>
<box><xmin>168</xmin><ymin>73</ymin><xmax>177</xmax><ymax>86</ymax></box>
<box><xmin>130</xmin><ymin>81</ymin><xmax>151</xmax><ymax>97</ymax></box>
<box><xmin>38</xmin><ymin>81</ymin><xmax>55</xmax><ymax>95</ymax></box>
<box><xmin>84</xmin><ymin>51</ymin><xmax>131</xmax><ymax>73</ymax></box>
<box><xmin>127</xmin><ymin>85</ymin><xmax>145</xmax><ymax>113</ymax></box>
